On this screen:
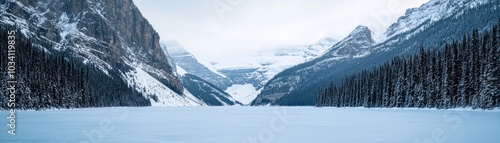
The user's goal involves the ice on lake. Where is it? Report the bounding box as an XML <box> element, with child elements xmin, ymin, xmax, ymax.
<box><xmin>1</xmin><ymin>107</ymin><xmax>500</xmax><ymax>143</ymax></box>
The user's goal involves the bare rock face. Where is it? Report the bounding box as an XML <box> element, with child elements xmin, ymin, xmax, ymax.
<box><xmin>1</xmin><ymin>0</ymin><xmax>187</xmax><ymax>104</ymax></box>
<box><xmin>163</xmin><ymin>41</ymin><xmax>234</xmax><ymax>90</ymax></box>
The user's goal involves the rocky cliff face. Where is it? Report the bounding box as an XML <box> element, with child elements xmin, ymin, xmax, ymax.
<box><xmin>1</xmin><ymin>0</ymin><xmax>202</xmax><ymax>106</ymax></box>
<box><xmin>164</xmin><ymin>41</ymin><xmax>233</xmax><ymax>90</ymax></box>
<box><xmin>325</xmin><ymin>26</ymin><xmax>374</xmax><ymax>57</ymax></box>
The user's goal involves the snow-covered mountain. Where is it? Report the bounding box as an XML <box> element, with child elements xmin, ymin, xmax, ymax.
<box><xmin>214</xmin><ymin>37</ymin><xmax>338</xmax><ymax>89</ymax></box>
<box><xmin>211</xmin><ymin>37</ymin><xmax>337</xmax><ymax>104</ymax></box>
<box><xmin>253</xmin><ymin>0</ymin><xmax>500</xmax><ymax>106</ymax></box>
<box><xmin>0</xmin><ymin>0</ymin><xmax>204</xmax><ymax>106</ymax></box>
<box><xmin>381</xmin><ymin>0</ymin><xmax>491</xmax><ymax>42</ymax></box>
<box><xmin>163</xmin><ymin>41</ymin><xmax>233</xmax><ymax>90</ymax></box>
<box><xmin>252</xmin><ymin>25</ymin><xmax>375</xmax><ymax>105</ymax></box>
<box><xmin>255</xmin><ymin>37</ymin><xmax>339</xmax><ymax>80</ymax></box>
<box><xmin>161</xmin><ymin>41</ymin><xmax>240</xmax><ymax>106</ymax></box>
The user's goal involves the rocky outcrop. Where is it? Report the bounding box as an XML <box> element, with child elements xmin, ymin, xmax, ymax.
<box><xmin>164</xmin><ymin>41</ymin><xmax>233</xmax><ymax>90</ymax></box>
<box><xmin>0</xmin><ymin>0</ymin><xmax>195</xmax><ymax>105</ymax></box>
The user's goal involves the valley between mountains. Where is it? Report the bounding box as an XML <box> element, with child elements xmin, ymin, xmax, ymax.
<box><xmin>0</xmin><ymin>0</ymin><xmax>498</xmax><ymax>109</ymax></box>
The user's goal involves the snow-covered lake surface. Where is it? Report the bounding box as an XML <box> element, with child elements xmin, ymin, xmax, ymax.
<box><xmin>1</xmin><ymin>107</ymin><xmax>500</xmax><ymax>143</ymax></box>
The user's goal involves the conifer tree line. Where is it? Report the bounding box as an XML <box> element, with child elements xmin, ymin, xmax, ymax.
<box><xmin>0</xmin><ymin>27</ymin><xmax>150</xmax><ymax>110</ymax></box>
<box><xmin>317</xmin><ymin>21</ymin><xmax>500</xmax><ymax>109</ymax></box>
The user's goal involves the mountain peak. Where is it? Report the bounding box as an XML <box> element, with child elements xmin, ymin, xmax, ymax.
<box><xmin>324</xmin><ymin>25</ymin><xmax>374</xmax><ymax>57</ymax></box>
<box><xmin>382</xmin><ymin>0</ymin><xmax>489</xmax><ymax>41</ymax></box>
<box><xmin>348</xmin><ymin>25</ymin><xmax>373</xmax><ymax>42</ymax></box>
<box><xmin>355</xmin><ymin>25</ymin><xmax>370</xmax><ymax>30</ymax></box>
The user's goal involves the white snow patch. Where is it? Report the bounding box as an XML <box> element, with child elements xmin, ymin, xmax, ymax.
<box><xmin>225</xmin><ymin>84</ymin><xmax>259</xmax><ymax>105</ymax></box>
<box><xmin>125</xmin><ymin>66</ymin><xmax>204</xmax><ymax>106</ymax></box>
<box><xmin>176</xmin><ymin>65</ymin><xmax>187</xmax><ymax>76</ymax></box>
<box><xmin>86</xmin><ymin>0</ymin><xmax>106</xmax><ymax>19</ymax></box>
<box><xmin>57</xmin><ymin>13</ymin><xmax>78</xmax><ymax>41</ymax></box>
<box><xmin>20</xmin><ymin>28</ymin><xmax>30</xmax><ymax>37</ymax></box>
<box><xmin>201</xmin><ymin>61</ymin><xmax>228</xmax><ymax>78</ymax></box>
<box><xmin>213</xmin><ymin>95</ymin><xmax>229</xmax><ymax>106</ymax></box>
<box><xmin>353</xmin><ymin>51</ymin><xmax>371</xmax><ymax>58</ymax></box>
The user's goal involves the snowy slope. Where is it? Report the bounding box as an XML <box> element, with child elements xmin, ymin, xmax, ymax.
<box><xmin>225</xmin><ymin>84</ymin><xmax>260</xmax><ymax>105</ymax></box>
<box><xmin>124</xmin><ymin>66</ymin><xmax>204</xmax><ymax>106</ymax></box>
<box><xmin>380</xmin><ymin>0</ymin><xmax>490</xmax><ymax>41</ymax></box>
<box><xmin>255</xmin><ymin>37</ymin><xmax>339</xmax><ymax>80</ymax></box>
<box><xmin>161</xmin><ymin>43</ymin><xmax>240</xmax><ymax>106</ymax></box>
<box><xmin>180</xmin><ymin>74</ymin><xmax>241</xmax><ymax>106</ymax></box>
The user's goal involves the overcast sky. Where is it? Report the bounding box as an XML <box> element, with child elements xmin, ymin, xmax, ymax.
<box><xmin>133</xmin><ymin>0</ymin><xmax>429</xmax><ymax>65</ymax></box>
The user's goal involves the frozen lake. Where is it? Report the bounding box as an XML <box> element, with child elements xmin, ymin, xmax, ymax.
<box><xmin>1</xmin><ymin>107</ymin><xmax>500</xmax><ymax>143</ymax></box>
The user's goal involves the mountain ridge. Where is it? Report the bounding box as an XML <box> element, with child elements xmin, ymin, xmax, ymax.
<box><xmin>164</xmin><ymin>41</ymin><xmax>233</xmax><ymax>90</ymax></box>
<box><xmin>162</xmin><ymin>41</ymin><xmax>240</xmax><ymax>106</ymax></box>
<box><xmin>253</xmin><ymin>0</ymin><xmax>500</xmax><ymax>106</ymax></box>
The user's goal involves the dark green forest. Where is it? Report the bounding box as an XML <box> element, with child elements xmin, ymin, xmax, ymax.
<box><xmin>317</xmin><ymin>22</ymin><xmax>500</xmax><ymax>109</ymax></box>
